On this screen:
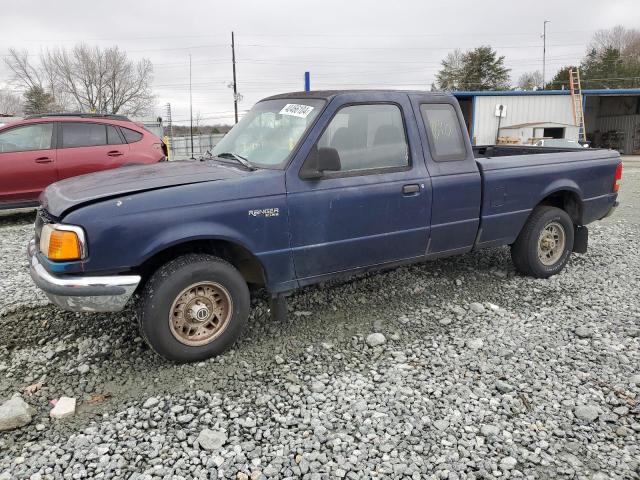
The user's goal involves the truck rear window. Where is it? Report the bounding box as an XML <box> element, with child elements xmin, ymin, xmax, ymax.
<box><xmin>420</xmin><ymin>104</ymin><xmax>467</xmax><ymax>162</ymax></box>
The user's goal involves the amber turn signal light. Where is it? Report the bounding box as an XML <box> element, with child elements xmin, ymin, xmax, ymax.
<box><xmin>40</xmin><ymin>225</ymin><xmax>85</xmax><ymax>261</ymax></box>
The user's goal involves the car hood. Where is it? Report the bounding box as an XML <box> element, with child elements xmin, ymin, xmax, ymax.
<box><xmin>41</xmin><ymin>160</ymin><xmax>250</xmax><ymax>217</ymax></box>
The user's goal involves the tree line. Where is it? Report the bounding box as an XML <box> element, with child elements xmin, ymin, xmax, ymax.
<box><xmin>434</xmin><ymin>25</ymin><xmax>640</xmax><ymax>92</ymax></box>
<box><xmin>1</xmin><ymin>26</ymin><xmax>638</xmax><ymax>118</ymax></box>
<box><xmin>1</xmin><ymin>45</ymin><xmax>154</xmax><ymax>116</ymax></box>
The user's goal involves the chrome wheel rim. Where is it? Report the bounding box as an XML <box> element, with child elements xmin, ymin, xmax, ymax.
<box><xmin>537</xmin><ymin>221</ymin><xmax>566</xmax><ymax>266</ymax></box>
<box><xmin>169</xmin><ymin>282</ymin><xmax>232</xmax><ymax>346</ymax></box>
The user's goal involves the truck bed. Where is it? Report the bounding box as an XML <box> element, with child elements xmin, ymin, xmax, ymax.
<box><xmin>473</xmin><ymin>147</ymin><xmax>619</xmax><ymax>250</ymax></box>
<box><xmin>473</xmin><ymin>145</ymin><xmax>601</xmax><ymax>158</ymax></box>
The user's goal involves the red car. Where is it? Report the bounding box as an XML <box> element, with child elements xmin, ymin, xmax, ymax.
<box><xmin>0</xmin><ymin>114</ymin><xmax>167</xmax><ymax>209</ymax></box>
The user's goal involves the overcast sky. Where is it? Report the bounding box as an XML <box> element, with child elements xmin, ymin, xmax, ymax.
<box><xmin>1</xmin><ymin>0</ymin><xmax>639</xmax><ymax>125</ymax></box>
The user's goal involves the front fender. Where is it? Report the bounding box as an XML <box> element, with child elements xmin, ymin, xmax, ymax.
<box><xmin>137</xmin><ymin>221</ymin><xmax>256</xmax><ymax>266</ymax></box>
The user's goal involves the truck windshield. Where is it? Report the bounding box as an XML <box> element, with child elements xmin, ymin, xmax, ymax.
<box><xmin>212</xmin><ymin>98</ymin><xmax>325</xmax><ymax>169</ymax></box>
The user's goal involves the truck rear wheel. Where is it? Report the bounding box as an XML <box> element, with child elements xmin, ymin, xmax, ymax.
<box><xmin>137</xmin><ymin>254</ymin><xmax>250</xmax><ymax>362</ymax></box>
<box><xmin>511</xmin><ymin>206</ymin><xmax>574</xmax><ymax>278</ymax></box>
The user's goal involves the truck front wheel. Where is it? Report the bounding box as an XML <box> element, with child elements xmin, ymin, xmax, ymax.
<box><xmin>511</xmin><ymin>206</ymin><xmax>575</xmax><ymax>278</ymax></box>
<box><xmin>137</xmin><ymin>254</ymin><xmax>250</xmax><ymax>362</ymax></box>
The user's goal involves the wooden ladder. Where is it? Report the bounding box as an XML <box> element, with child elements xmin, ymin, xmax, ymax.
<box><xmin>569</xmin><ymin>69</ymin><xmax>586</xmax><ymax>143</ymax></box>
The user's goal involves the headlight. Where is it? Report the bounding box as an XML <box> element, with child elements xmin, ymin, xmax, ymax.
<box><xmin>40</xmin><ymin>224</ymin><xmax>87</xmax><ymax>261</ymax></box>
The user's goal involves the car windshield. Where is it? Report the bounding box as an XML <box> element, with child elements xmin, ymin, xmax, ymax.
<box><xmin>212</xmin><ymin>98</ymin><xmax>325</xmax><ymax>169</ymax></box>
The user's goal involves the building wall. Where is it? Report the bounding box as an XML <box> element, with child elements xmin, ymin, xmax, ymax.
<box><xmin>499</xmin><ymin>124</ymin><xmax>579</xmax><ymax>144</ymax></box>
<box><xmin>473</xmin><ymin>95</ymin><xmax>576</xmax><ymax>145</ymax></box>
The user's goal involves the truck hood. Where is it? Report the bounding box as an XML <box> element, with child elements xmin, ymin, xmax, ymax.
<box><xmin>41</xmin><ymin>160</ymin><xmax>249</xmax><ymax>217</ymax></box>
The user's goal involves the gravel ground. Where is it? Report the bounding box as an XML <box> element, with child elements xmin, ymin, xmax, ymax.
<box><xmin>0</xmin><ymin>164</ymin><xmax>639</xmax><ymax>480</ymax></box>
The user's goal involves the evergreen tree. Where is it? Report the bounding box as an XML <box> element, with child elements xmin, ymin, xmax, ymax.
<box><xmin>436</xmin><ymin>46</ymin><xmax>510</xmax><ymax>91</ymax></box>
<box><xmin>23</xmin><ymin>86</ymin><xmax>56</xmax><ymax>115</ymax></box>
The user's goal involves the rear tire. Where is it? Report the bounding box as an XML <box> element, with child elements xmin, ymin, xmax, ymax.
<box><xmin>137</xmin><ymin>254</ymin><xmax>250</xmax><ymax>362</ymax></box>
<box><xmin>511</xmin><ymin>206</ymin><xmax>574</xmax><ymax>278</ymax></box>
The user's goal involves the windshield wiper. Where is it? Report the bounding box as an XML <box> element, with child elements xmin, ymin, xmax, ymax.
<box><xmin>215</xmin><ymin>152</ymin><xmax>257</xmax><ymax>171</ymax></box>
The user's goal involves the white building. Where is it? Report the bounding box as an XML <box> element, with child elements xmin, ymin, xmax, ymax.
<box><xmin>453</xmin><ymin>89</ymin><xmax>640</xmax><ymax>154</ymax></box>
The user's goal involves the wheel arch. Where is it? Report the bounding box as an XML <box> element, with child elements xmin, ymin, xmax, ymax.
<box><xmin>135</xmin><ymin>236</ymin><xmax>267</xmax><ymax>289</ymax></box>
<box><xmin>535</xmin><ymin>184</ymin><xmax>584</xmax><ymax>225</ymax></box>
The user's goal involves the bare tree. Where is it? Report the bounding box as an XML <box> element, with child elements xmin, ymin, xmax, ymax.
<box><xmin>590</xmin><ymin>25</ymin><xmax>640</xmax><ymax>62</ymax></box>
<box><xmin>4</xmin><ymin>44</ymin><xmax>155</xmax><ymax>116</ymax></box>
<box><xmin>517</xmin><ymin>71</ymin><xmax>543</xmax><ymax>90</ymax></box>
<box><xmin>0</xmin><ymin>90</ymin><xmax>23</xmax><ymax>115</ymax></box>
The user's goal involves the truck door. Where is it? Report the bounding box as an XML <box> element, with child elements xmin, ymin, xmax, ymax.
<box><xmin>409</xmin><ymin>94</ymin><xmax>481</xmax><ymax>256</ymax></box>
<box><xmin>285</xmin><ymin>93</ymin><xmax>432</xmax><ymax>282</ymax></box>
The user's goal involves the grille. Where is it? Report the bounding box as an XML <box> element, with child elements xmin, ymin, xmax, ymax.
<box><xmin>34</xmin><ymin>208</ymin><xmax>54</xmax><ymax>246</ymax></box>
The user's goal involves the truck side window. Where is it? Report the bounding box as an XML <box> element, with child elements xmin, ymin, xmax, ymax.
<box><xmin>420</xmin><ymin>104</ymin><xmax>467</xmax><ymax>162</ymax></box>
<box><xmin>317</xmin><ymin>104</ymin><xmax>409</xmax><ymax>172</ymax></box>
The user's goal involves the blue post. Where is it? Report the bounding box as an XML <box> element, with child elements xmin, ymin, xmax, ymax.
<box><xmin>304</xmin><ymin>71</ymin><xmax>310</xmax><ymax>92</ymax></box>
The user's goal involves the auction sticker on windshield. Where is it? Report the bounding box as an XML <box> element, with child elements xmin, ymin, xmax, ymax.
<box><xmin>279</xmin><ymin>104</ymin><xmax>314</xmax><ymax>118</ymax></box>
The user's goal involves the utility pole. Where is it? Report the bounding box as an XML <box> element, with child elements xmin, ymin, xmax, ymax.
<box><xmin>231</xmin><ymin>31</ymin><xmax>238</xmax><ymax>124</ymax></box>
<box><xmin>189</xmin><ymin>53</ymin><xmax>194</xmax><ymax>159</ymax></box>
<box><xmin>165</xmin><ymin>102</ymin><xmax>174</xmax><ymax>160</ymax></box>
<box><xmin>542</xmin><ymin>20</ymin><xmax>550</xmax><ymax>89</ymax></box>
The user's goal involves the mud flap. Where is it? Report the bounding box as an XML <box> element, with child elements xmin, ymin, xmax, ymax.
<box><xmin>269</xmin><ymin>295</ymin><xmax>288</xmax><ymax>323</ymax></box>
<box><xmin>573</xmin><ymin>225</ymin><xmax>588</xmax><ymax>254</ymax></box>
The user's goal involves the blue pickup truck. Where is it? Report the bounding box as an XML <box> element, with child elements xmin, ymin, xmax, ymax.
<box><xmin>28</xmin><ymin>90</ymin><xmax>622</xmax><ymax>362</ymax></box>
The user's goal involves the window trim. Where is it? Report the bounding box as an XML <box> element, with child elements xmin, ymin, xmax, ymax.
<box><xmin>420</xmin><ymin>102</ymin><xmax>469</xmax><ymax>163</ymax></box>
<box><xmin>0</xmin><ymin>122</ymin><xmax>55</xmax><ymax>153</ymax></box>
<box><xmin>299</xmin><ymin>101</ymin><xmax>412</xmax><ymax>180</ymax></box>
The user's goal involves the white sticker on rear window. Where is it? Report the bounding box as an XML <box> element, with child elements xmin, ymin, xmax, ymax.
<box><xmin>279</xmin><ymin>104</ymin><xmax>314</xmax><ymax>118</ymax></box>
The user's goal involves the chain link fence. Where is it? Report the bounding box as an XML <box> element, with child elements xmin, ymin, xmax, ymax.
<box><xmin>167</xmin><ymin>133</ymin><xmax>226</xmax><ymax>160</ymax></box>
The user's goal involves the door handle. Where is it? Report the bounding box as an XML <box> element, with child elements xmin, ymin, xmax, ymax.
<box><xmin>402</xmin><ymin>184</ymin><xmax>420</xmax><ymax>195</ymax></box>
<box><xmin>34</xmin><ymin>157</ymin><xmax>53</xmax><ymax>163</ymax></box>
<box><xmin>107</xmin><ymin>151</ymin><xmax>123</xmax><ymax>157</ymax></box>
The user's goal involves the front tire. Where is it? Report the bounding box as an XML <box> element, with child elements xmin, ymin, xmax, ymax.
<box><xmin>138</xmin><ymin>254</ymin><xmax>250</xmax><ymax>362</ymax></box>
<box><xmin>511</xmin><ymin>206</ymin><xmax>574</xmax><ymax>278</ymax></box>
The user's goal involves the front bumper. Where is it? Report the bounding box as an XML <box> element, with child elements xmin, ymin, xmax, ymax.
<box><xmin>28</xmin><ymin>239</ymin><xmax>141</xmax><ymax>312</ymax></box>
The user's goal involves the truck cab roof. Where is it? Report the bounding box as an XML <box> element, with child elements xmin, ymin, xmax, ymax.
<box><xmin>262</xmin><ymin>90</ymin><xmax>453</xmax><ymax>101</ymax></box>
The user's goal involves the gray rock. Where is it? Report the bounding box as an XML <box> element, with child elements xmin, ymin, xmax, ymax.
<box><xmin>50</xmin><ymin>397</ymin><xmax>76</xmax><ymax>419</ymax></box>
<box><xmin>574</xmin><ymin>405</ymin><xmax>599</xmax><ymax>422</ymax></box>
<box><xmin>433</xmin><ymin>420</ymin><xmax>449</xmax><ymax>431</ymax></box>
<box><xmin>495</xmin><ymin>379</ymin><xmax>514</xmax><ymax>393</ymax></box>
<box><xmin>143</xmin><ymin>397</ymin><xmax>159</xmax><ymax>409</ymax></box>
<box><xmin>197</xmin><ymin>429</ymin><xmax>227</xmax><ymax>451</ymax></box>
<box><xmin>0</xmin><ymin>395</ymin><xmax>33</xmax><ymax>431</ymax></box>
<box><xmin>310</xmin><ymin>381</ymin><xmax>325</xmax><ymax>393</ymax></box>
<box><xmin>480</xmin><ymin>424</ymin><xmax>500</xmax><ymax>436</ymax></box>
<box><xmin>629</xmin><ymin>374</ymin><xmax>640</xmax><ymax>386</ymax></box>
<box><xmin>466</xmin><ymin>338</ymin><xmax>484</xmax><ymax>350</ymax></box>
<box><xmin>470</xmin><ymin>302</ymin><xmax>485</xmax><ymax>314</ymax></box>
<box><xmin>366</xmin><ymin>333</ymin><xmax>386</xmax><ymax>347</ymax></box>
<box><xmin>177</xmin><ymin>414</ymin><xmax>194</xmax><ymax>424</ymax></box>
<box><xmin>77</xmin><ymin>364</ymin><xmax>90</xmax><ymax>374</ymax></box>
<box><xmin>500</xmin><ymin>456</ymin><xmax>517</xmax><ymax>470</ymax></box>
<box><xmin>574</xmin><ymin>326</ymin><xmax>593</xmax><ymax>338</ymax></box>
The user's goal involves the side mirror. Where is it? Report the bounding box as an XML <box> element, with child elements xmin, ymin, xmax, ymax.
<box><xmin>300</xmin><ymin>145</ymin><xmax>341</xmax><ymax>180</ymax></box>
